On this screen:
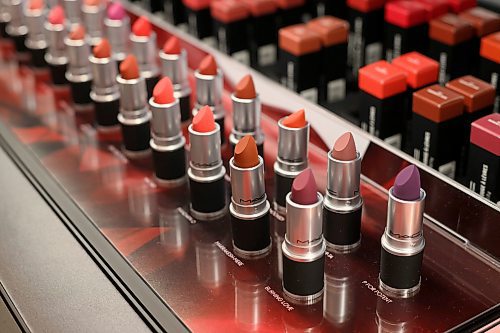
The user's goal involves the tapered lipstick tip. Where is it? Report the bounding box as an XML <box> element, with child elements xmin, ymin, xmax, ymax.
<box><xmin>163</xmin><ymin>36</ymin><xmax>181</xmax><ymax>54</ymax></box>
<box><xmin>332</xmin><ymin>132</ymin><xmax>357</xmax><ymax>161</ymax></box>
<box><xmin>120</xmin><ymin>55</ymin><xmax>140</xmax><ymax>80</ymax></box>
<box><xmin>153</xmin><ymin>77</ymin><xmax>176</xmax><ymax>105</ymax></box>
<box><xmin>291</xmin><ymin>168</ymin><xmax>318</xmax><ymax>205</ymax></box>
<box><xmin>282</xmin><ymin>109</ymin><xmax>306</xmax><ymax>128</ymax></box>
<box><xmin>93</xmin><ymin>38</ymin><xmax>111</xmax><ymax>58</ymax></box>
<box><xmin>234</xmin><ymin>75</ymin><xmax>256</xmax><ymax>99</ymax></box>
<box><xmin>198</xmin><ymin>55</ymin><xmax>218</xmax><ymax>76</ymax></box>
<box><xmin>48</xmin><ymin>5</ymin><xmax>65</xmax><ymax>25</ymax></box>
<box><xmin>84</xmin><ymin>0</ymin><xmax>100</xmax><ymax>6</ymax></box>
<box><xmin>132</xmin><ymin>16</ymin><xmax>152</xmax><ymax>37</ymax></box>
<box><xmin>69</xmin><ymin>24</ymin><xmax>86</xmax><ymax>40</ymax></box>
<box><xmin>28</xmin><ymin>0</ymin><xmax>44</xmax><ymax>10</ymax></box>
<box><xmin>192</xmin><ymin>106</ymin><xmax>216</xmax><ymax>133</ymax></box>
<box><xmin>234</xmin><ymin>136</ymin><xmax>259</xmax><ymax>168</ymax></box>
<box><xmin>393</xmin><ymin>165</ymin><xmax>421</xmax><ymax>201</ymax></box>
<box><xmin>107</xmin><ymin>2</ymin><xmax>126</xmax><ymax>20</ymax></box>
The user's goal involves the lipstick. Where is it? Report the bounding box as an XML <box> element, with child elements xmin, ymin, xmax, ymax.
<box><xmin>193</xmin><ymin>55</ymin><xmax>226</xmax><ymax>144</ymax></box>
<box><xmin>82</xmin><ymin>0</ymin><xmax>104</xmax><ymax>46</ymax></box>
<box><xmin>183</xmin><ymin>0</ymin><xmax>215</xmax><ymax>46</ymax></box>
<box><xmin>104</xmin><ymin>2</ymin><xmax>130</xmax><ymax>65</ymax></box>
<box><xmin>379</xmin><ymin>165</ymin><xmax>425</xmax><ymax>298</ymax></box>
<box><xmin>131</xmin><ymin>16</ymin><xmax>160</xmax><ymax>99</ymax></box>
<box><xmin>63</xmin><ymin>0</ymin><xmax>82</xmax><ymax>25</ymax></box>
<box><xmin>149</xmin><ymin>77</ymin><xmax>187</xmax><ymax>185</ymax></box>
<box><xmin>229</xmin><ymin>75</ymin><xmax>264</xmax><ymax>157</ymax></box>
<box><xmin>229</xmin><ymin>135</ymin><xmax>271</xmax><ymax>258</ymax></box>
<box><xmin>274</xmin><ymin>109</ymin><xmax>309</xmax><ymax>213</ymax></box>
<box><xmin>117</xmin><ymin>54</ymin><xmax>152</xmax><ymax>157</ymax></box>
<box><xmin>65</xmin><ymin>24</ymin><xmax>93</xmax><ymax>109</ymax></box>
<box><xmin>0</xmin><ymin>1</ymin><xmax>10</xmax><ymax>39</ymax></box>
<box><xmin>45</xmin><ymin>5</ymin><xmax>68</xmax><ymax>86</ymax></box>
<box><xmin>282</xmin><ymin>168</ymin><xmax>325</xmax><ymax>304</ymax></box>
<box><xmin>188</xmin><ymin>105</ymin><xmax>227</xmax><ymax>220</ymax></box>
<box><xmin>24</xmin><ymin>0</ymin><xmax>48</xmax><ymax>68</ymax></box>
<box><xmin>276</xmin><ymin>0</ymin><xmax>307</xmax><ymax>28</ymax></box>
<box><xmin>323</xmin><ymin>132</ymin><xmax>363</xmax><ymax>253</ymax></box>
<box><xmin>479</xmin><ymin>32</ymin><xmax>500</xmax><ymax>113</ymax></box>
<box><xmin>159</xmin><ymin>36</ymin><xmax>191</xmax><ymax>122</ymax></box>
<box><xmin>448</xmin><ymin>0</ymin><xmax>476</xmax><ymax>14</ymax></box>
<box><xmin>89</xmin><ymin>38</ymin><xmax>120</xmax><ymax>130</ymax></box>
<box><xmin>415</xmin><ymin>0</ymin><xmax>449</xmax><ymax>21</ymax></box>
<box><xmin>6</xmin><ymin>0</ymin><xmax>29</xmax><ymax>63</ymax></box>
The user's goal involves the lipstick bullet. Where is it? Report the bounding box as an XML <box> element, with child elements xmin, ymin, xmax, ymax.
<box><xmin>131</xmin><ymin>16</ymin><xmax>160</xmax><ymax>99</ymax></box>
<box><xmin>149</xmin><ymin>77</ymin><xmax>187</xmax><ymax>185</ymax></box>
<box><xmin>379</xmin><ymin>165</ymin><xmax>426</xmax><ymax>298</ymax></box>
<box><xmin>274</xmin><ymin>109</ymin><xmax>310</xmax><ymax>213</ymax></box>
<box><xmin>229</xmin><ymin>75</ymin><xmax>264</xmax><ymax>157</ymax></box>
<box><xmin>104</xmin><ymin>2</ymin><xmax>130</xmax><ymax>65</ymax></box>
<box><xmin>230</xmin><ymin>135</ymin><xmax>271</xmax><ymax>258</ymax></box>
<box><xmin>6</xmin><ymin>0</ymin><xmax>29</xmax><ymax>64</ymax></box>
<box><xmin>89</xmin><ymin>38</ymin><xmax>120</xmax><ymax>130</ymax></box>
<box><xmin>117</xmin><ymin>54</ymin><xmax>152</xmax><ymax>157</ymax></box>
<box><xmin>193</xmin><ymin>55</ymin><xmax>226</xmax><ymax>144</ymax></box>
<box><xmin>24</xmin><ymin>0</ymin><xmax>48</xmax><ymax>68</ymax></box>
<box><xmin>282</xmin><ymin>168</ymin><xmax>325</xmax><ymax>304</ymax></box>
<box><xmin>188</xmin><ymin>105</ymin><xmax>227</xmax><ymax>220</ymax></box>
<box><xmin>82</xmin><ymin>0</ymin><xmax>104</xmax><ymax>46</ymax></box>
<box><xmin>323</xmin><ymin>132</ymin><xmax>363</xmax><ymax>253</ymax></box>
<box><xmin>63</xmin><ymin>0</ymin><xmax>82</xmax><ymax>25</ymax></box>
<box><xmin>45</xmin><ymin>5</ymin><xmax>68</xmax><ymax>86</ymax></box>
<box><xmin>159</xmin><ymin>36</ymin><xmax>191</xmax><ymax>122</ymax></box>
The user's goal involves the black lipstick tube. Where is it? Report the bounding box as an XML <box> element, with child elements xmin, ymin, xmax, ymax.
<box><xmin>24</xmin><ymin>4</ymin><xmax>48</xmax><ymax>68</ymax></box>
<box><xmin>44</xmin><ymin>17</ymin><xmax>68</xmax><ymax>86</ymax></box>
<box><xmin>64</xmin><ymin>33</ymin><xmax>93</xmax><ymax>110</ymax></box>
<box><xmin>6</xmin><ymin>0</ymin><xmax>30</xmax><ymax>65</ymax></box>
<box><xmin>131</xmin><ymin>29</ymin><xmax>160</xmax><ymax>99</ymax></box>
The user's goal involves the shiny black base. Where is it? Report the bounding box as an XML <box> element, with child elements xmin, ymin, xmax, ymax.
<box><xmin>69</xmin><ymin>80</ymin><xmax>92</xmax><ymax>105</ymax></box>
<box><xmin>323</xmin><ymin>206</ymin><xmax>362</xmax><ymax>248</ymax></box>
<box><xmin>120</xmin><ymin>120</ymin><xmax>151</xmax><ymax>153</ymax></box>
<box><xmin>152</xmin><ymin>146</ymin><xmax>186</xmax><ymax>182</ymax></box>
<box><xmin>231</xmin><ymin>210</ymin><xmax>271</xmax><ymax>255</ymax></box>
<box><xmin>380</xmin><ymin>247</ymin><xmax>423</xmax><ymax>290</ymax></box>
<box><xmin>48</xmin><ymin>63</ymin><xmax>68</xmax><ymax>86</ymax></box>
<box><xmin>282</xmin><ymin>254</ymin><xmax>325</xmax><ymax>298</ymax></box>
<box><xmin>274</xmin><ymin>172</ymin><xmax>294</xmax><ymax>209</ymax></box>
<box><xmin>94</xmin><ymin>98</ymin><xmax>120</xmax><ymax>128</ymax></box>
<box><xmin>189</xmin><ymin>176</ymin><xmax>226</xmax><ymax>216</ymax></box>
<box><xmin>28</xmin><ymin>47</ymin><xmax>47</xmax><ymax>68</ymax></box>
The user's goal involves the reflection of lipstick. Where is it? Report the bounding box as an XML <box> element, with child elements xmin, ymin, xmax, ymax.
<box><xmin>6</xmin><ymin>0</ymin><xmax>29</xmax><ymax>62</ymax></box>
<box><xmin>117</xmin><ymin>54</ymin><xmax>152</xmax><ymax>157</ymax></box>
<box><xmin>149</xmin><ymin>77</ymin><xmax>187</xmax><ymax>185</ymax></box>
<box><xmin>104</xmin><ymin>2</ymin><xmax>130</xmax><ymax>65</ymax></box>
<box><xmin>323</xmin><ymin>132</ymin><xmax>363</xmax><ymax>252</ymax></box>
<box><xmin>63</xmin><ymin>0</ymin><xmax>82</xmax><ymax>25</ymax></box>
<box><xmin>82</xmin><ymin>0</ymin><xmax>104</xmax><ymax>46</ymax></box>
<box><xmin>65</xmin><ymin>24</ymin><xmax>93</xmax><ymax>109</ymax></box>
<box><xmin>193</xmin><ymin>55</ymin><xmax>226</xmax><ymax>144</ymax></box>
<box><xmin>273</xmin><ymin>109</ymin><xmax>309</xmax><ymax>212</ymax></box>
<box><xmin>159</xmin><ymin>36</ymin><xmax>192</xmax><ymax>122</ymax></box>
<box><xmin>24</xmin><ymin>0</ymin><xmax>48</xmax><ymax>68</ymax></box>
<box><xmin>282</xmin><ymin>168</ymin><xmax>325</xmax><ymax>304</ymax></box>
<box><xmin>380</xmin><ymin>165</ymin><xmax>426</xmax><ymax>298</ymax></box>
<box><xmin>229</xmin><ymin>75</ymin><xmax>264</xmax><ymax>157</ymax></box>
<box><xmin>230</xmin><ymin>136</ymin><xmax>271</xmax><ymax>258</ymax></box>
<box><xmin>131</xmin><ymin>16</ymin><xmax>160</xmax><ymax>99</ymax></box>
<box><xmin>45</xmin><ymin>5</ymin><xmax>68</xmax><ymax>86</ymax></box>
<box><xmin>188</xmin><ymin>106</ymin><xmax>227</xmax><ymax>220</ymax></box>
<box><xmin>89</xmin><ymin>38</ymin><xmax>120</xmax><ymax>130</ymax></box>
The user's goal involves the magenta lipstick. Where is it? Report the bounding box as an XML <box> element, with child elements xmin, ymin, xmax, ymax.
<box><xmin>379</xmin><ymin>165</ymin><xmax>426</xmax><ymax>298</ymax></box>
<box><xmin>159</xmin><ymin>36</ymin><xmax>192</xmax><ymax>122</ymax></box>
<box><xmin>282</xmin><ymin>168</ymin><xmax>325</xmax><ymax>304</ymax></box>
<box><xmin>24</xmin><ymin>0</ymin><xmax>48</xmax><ymax>68</ymax></box>
<box><xmin>6</xmin><ymin>0</ymin><xmax>29</xmax><ymax>64</ymax></box>
<box><xmin>45</xmin><ymin>5</ymin><xmax>68</xmax><ymax>86</ymax></box>
<box><xmin>149</xmin><ymin>77</ymin><xmax>187</xmax><ymax>185</ymax></box>
<box><xmin>230</xmin><ymin>135</ymin><xmax>271</xmax><ymax>258</ymax></box>
<box><xmin>82</xmin><ymin>0</ymin><xmax>104</xmax><ymax>46</ymax></box>
<box><xmin>323</xmin><ymin>132</ymin><xmax>363</xmax><ymax>253</ymax></box>
<box><xmin>104</xmin><ymin>2</ymin><xmax>130</xmax><ymax>65</ymax></box>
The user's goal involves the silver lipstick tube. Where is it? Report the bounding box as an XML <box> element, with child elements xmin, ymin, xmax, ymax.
<box><xmin>159</xmin><ymin>48</ymin><xmax>191</xmax><ymax>97</ymax></box>
<box><xmin>193</xmin><ymin>69</ymin><xmax>224</xmax><ymax>120</ymax></box>
<box><xmin>229</xmin><ymin>93</ymin><xmax>264</xmax><ymax>147</ymax></box>
<box><xmin>149</xmin><ymin>97</ymin><xmax>185</xmax><ymax>150</ymax></box>
<box><xmin>82</xmin><ymin>2</ymin><xmax>104</xmax><ymax>46</ymax></box>
<box><xmin>44</xmin><ymin>20</ymin><xmax>67</xmax><ymax>63</ymax></box>
<box><xmin>64</xmin><ymin>35</ymin><xmax>92</xmax><ymax>82</ymax></box>
<box><xmin>104</xmin><ymin>15</ymin><xmax>130</xmax><ymax>63</ymax></box>
<box><xmin>24</xmin><ymin>7</ymin><xmax>47</xmax><ymax>50</ymax></box>
<box><xmin>116</xmin><ymin>74</ymin><xmax>150</xmax><ymax>121</ymax></box>
<box><xmin>6</xmin><ymin>0</ymin><xmax>27</xmax><ymax>37</ymax></box>
<box><xmin>63</xmin><ymin>0</ymin><xmax>82</xmax><ymax>25</ymax></box>
<box><xmin>187</xmin><ymin>123</ymin><xmax>225</xmax><ymax>182</ymax></box>
<box><xmin>130</xmin><ymin>30</ymin><xmax>159</xmax><ymax>79</ymax></box>
<box><xmin>0</xmin><ymin>0</ymin><xmax>11</xmax><ymax>26</ymax></box>
<box><xmin>89</xmin><ymin>54</ymin><xmax>118</xmax><ymax>96</ymax></box>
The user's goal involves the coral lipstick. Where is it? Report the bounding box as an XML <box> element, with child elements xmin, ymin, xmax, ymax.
<box><xmin>149</xmin><ymin>77</ymin><xmax>187</xmax><ymax>185</ymax></box>
<box><xmin>282</xmin><ymin>168</ymin><xmax>325</xmax><ymax>304</ymax></box>
<box><xmin>24</xmin><ymin>0</ymin><xmax>48</xmax><ymax>68</ymax></box>
<box><xmin>131</xmin><ymin>16</ymin><xmax>160</xmax><ymax>99</ymax></box>
<box><xmin>117</xmin><ymin>54</ymin><xmax>152</xmax><ymax>157</ymax></box>
<box><xmin>188</xmin><ymin>105</ymin><xmax>227</xmax><ymax>220</ymax></box>
<box><xmin>230</xmin><ymin>75</ymin><xmax>265</xmax><ymax>157</ymax></box>
<box><xmin>193</xmin><ymin>55</ymin><xmax>226</xmax><ymax>144</ymax></box>
<box><xmin>159</xmin><ymin>36</ymin><xmax>192</xmax><ymax>122</ymax></box>
<box><xmin>323</xmin><ymin>132</ymin><xmax>363</xmax><ymax>253</ymax></box>
<box><xmin>230</xmin><ymin>135</ymin><xmax>271</xmax><ymax>258</ymax></box>
<box><xmin>82</xmin><ymin>0</ymin><xmax>104</xmax><ymax>46</ymax></box>
<box><xmin>45</xmin><ymin>5</ymin><xmax>68</xmax><ymax>86</ymax></box>
<box><xmin>104</xmin><ymin>2</ymin><xmax>130</xmax><ymax>64</ymax></box>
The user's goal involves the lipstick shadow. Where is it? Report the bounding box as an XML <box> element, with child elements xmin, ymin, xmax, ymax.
<box><xmin>479</xmin><ymin>32</ymin><xmax>500</xmax><ymax>113</ymax></box>
<box><xmin>45</xmin><ymin>5</ymin><xmax>68</xmax><ymax>86</ymax></box>
<box><xmin>276</xmin><ymin>0</ymin><xmax>307</xmax><ymax>28</ymax></box>
<box><xmin>105</xmin><ymin>2</ymin><xmax>130</xmax><ymax>65</ymax></box>
<box><xmin>24</xmin><ymin>0</ymin><xmax>48</xmax><ymax>68</ymax></box>
<box><xmin>245</xmin><ymin>0</ymin><xmax>278</xmax><ymax>69</ymax></box>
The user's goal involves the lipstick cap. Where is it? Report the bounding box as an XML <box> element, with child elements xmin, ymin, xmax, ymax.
<box><xmin>244</xmin><ymin>0</ymin><xmax>277</xmax><ymax>17</ymax></box>
<box><xmin>358</xmin><ymin>60</ymin><xmax>407</xmax><ymax>99</ymax></box>
<box><xmin>448</xmin><ymin>0</ymin><xmax>476</xmax><ymax>14</ymax></box>
<box><xmin>412</xmin><ymin>85</ymin><xmax>464</xmax><ymax>123</ymax></box>
<box><xmin>279</xmin><ymin>24</ymin><xmax>321</xmax><ymax>57</ymax></box>
<box><xmin>392</xmin><ymin>52</ymin><xmax>439</xmax><ymax>89</ymax></box>
<box><xmin>429</xmin><ymin>14</ymin><xmax>474</xmax><ymax>46</ymax></box>
<box><xmin>459</xmin><ymin>7</ymin><xmax>500</xmax><ymax>37</ymax></box>
<box><xmin>446</xmin><ymin>76</ymin><xmax>495</xmax><ymax>114</ymax></box>
<box><xmin>385</xmin><ymin>1</ymin><xmax>428</xmax><ymax>29</ymax></box>
<box><xmin>276</xmin><ymin>0</ymin><xmax>305</xmax><ymax>10</ymax></box>
<box><xmin>470</xmin><ymin>113</ymin><xmax>500</xmax><ymax>156</ymax></box>
<box><xmin>347</xmin><ymin>0</ymin><xmax>385</xmax><ymax>13</ymax></box>
<box><xmin>415</xmin><ymin>0</ymin><xmax>449</xmax><ymax>20</ymax></box>
<box><xmin>306</xmin><ymin>16</ymin><xmax>349</xmax><ymax>47</ymax></box>
<box><xmin>211</xmin><ymin>0</ymin><xmax>250</xmax><ymax>24</ymax></box>
<box><xmin>480</xmin><ymin>31</ymin><xmax>500</xmax><ymax>63</ymax></box>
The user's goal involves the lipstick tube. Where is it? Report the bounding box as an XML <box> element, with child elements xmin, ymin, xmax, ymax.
<box><xmin>6</xmin><ymin>0</ymin><xmax>29</xmax><ymax>63</ymax></box>
<box><xmin>379</xmin><ymin>165</ymin><xmax>426</xmax><ymax>298</ymax></box>
<box><xmin>245</xmin><ymin>0</ymin><xmax>278</xmax><ymax>69</ymax></box>
<box><xmin>164</xmin><ymin>0</ymin><xmax>187</xmax><ymax>26</ymax></box>
<box><xmin>24</xmin><ymin>2</ymin><xmax>48</xmax><ymax>68</ymax></box>
<box><xmin>0</xmin><ymin>1</ymin><xmax>10</xmax><ymax>38</ymax></box>
<box><xmin>45</xmin><ymin>7</ymin><xmax>68</xmax><ymax>86</ymax></box>
<box><xmin>82</xmin><ymin>1</ymin><xmax>104</xmax><ymax>46</ymax></box>
<box><xmin>104</xmin><ymin>3</ymin><xmax>130</xmax><ymax>64</ymax></box>
<box><xmin>63</xmin><ymin>0</ymin><xmax>82</xmax><ymax>25</ymax></box>
<box><xmin>479</xmin><ymin>32</ymin><xmax>500</xmax><ymax>113</ymax></box>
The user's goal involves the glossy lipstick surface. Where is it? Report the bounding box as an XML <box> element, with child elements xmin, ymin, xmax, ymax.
<box><xmin>291</xmin><ymin>168</ymin><xmax>317</xmax><ymax>205</ymax></box>
<box><xmin>104</xmin><ymin>2</ymin><xmax>130</xmax><ymax>63</ymax></box>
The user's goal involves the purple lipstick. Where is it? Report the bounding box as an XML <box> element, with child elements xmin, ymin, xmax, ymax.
<box><xmin>393</xmin><ymin>165</ymin><xmax>421</xmax><ymax>201</ymax></box>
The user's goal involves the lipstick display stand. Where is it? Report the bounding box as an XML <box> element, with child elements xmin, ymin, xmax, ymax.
<box><xmin>0</xmin><ymin>3</ymin><xmax>498</xmax><ymax>333</ymax></box>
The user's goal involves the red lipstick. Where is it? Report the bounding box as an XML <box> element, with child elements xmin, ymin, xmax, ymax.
<box><xmin>82</xmin><ymin>0</ymin><xmax>104</xmax><ymax>46</ymax></box>
<box><xmin>149</xmin><ymin>77</ymin><xmax>187</xmax><ymax>185</ymax></box>
<box><xmin>104</xmin><ymin>2</ymin><xmax>130</xmax><ymax>64</ymax></box>
<box><xmin>117</xmin><ymin>54</ymin><xmax>152</xmax><ymax>157</ymax></box>
<box><xmin>45</xmin><ymin>5</ymin><xmax>68</xmax><ymax>86</ymax></box>
<box><xmin>24</xmin><ymin>0</ymin><xmax>48</xmax><ymax>68</ymax></box>
<box><xmin>159</xmin><ymin>36</ymin><xmax>192</xmax><ymax>122</ymax></box>
<box><xmin>188</xmin><ymin>105</ymin><xmax>227</xmax><ymax>220</ymax></box>
<box><xmin>229</xmin><ymin>135</ymin><xmax>271</xmax><ymax>258</ymax></box>
<box><xmin>282</xmin><ymin>168</ymin><xmax>325</xmax><ymax>304</ymax></box>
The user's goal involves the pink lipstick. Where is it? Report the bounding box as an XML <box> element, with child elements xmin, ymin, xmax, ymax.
<box><xmin>24</xmin><ymin>0</ymin><xmax>48</xmax><ymax>68</ymax></box>
<box><xmin>149</xmin><ymin>77</ymin><xmax>187</xmax><ymax>185</ymax></box>
<box><xmin>45</xmin><ymin>5</ymin><xmax>68</xmax><ymax>86</ymax></box>
<box><xmin>104</xmin><ymin>2</ymin><xmax>130</xmax><ymax>64</ymax></box>
<box><xmin>379</xmin><ymin>164</ymin><xmax>426</xmax><ymax>298</ymax></box>
<box><xmin>282</xmin><ymin>168</ymin><xmax>325</xmax><ymax>304</ymax></box>
<box><xmin>82</xmin><ymin>0</ymin><xmax>104</xmax><ymax>46</ymax></box>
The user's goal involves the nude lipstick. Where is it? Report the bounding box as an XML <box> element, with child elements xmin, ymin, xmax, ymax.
<box><xmin>188</xmin><ymin>105</ymin><xmax>227</xmax><ymax>220</ymax></box>
<box><xmin>282</xmin><ymin>168</ymin><xmax>325</xmax><ymax>304</ymax></box>
<box><xmin>65</xmin><ymin>24</ymin><xmax>93</xmax><ymax>109</ymax></box>
<box><xmin>24</xmin><ymin>0</ymin><xmax>48</xmax><ymax>68</ymax></box>
<box><xmin>82</xmin><ymin>0</ymin><xmax>104</xmax><ymax>46</ymax></box>
<box><xmin>117</xmin><ymin>54</ymin><xmax>152</xmax><ymax>157</ymax></box>
<box><xmin>149</xmin><ymin>77</ymin><xmax>187</xmax><ymax>185</ymax></box>
<box><xmin>230</xmin><ymin>135</ymin><xmax>271</xmax><ymax>258</ymax></box>
<box><xmin>323</xmin><ymin>132</ymin><xmax>363</xmax><ymax>252</ymax></box>
<box><xmin>6</xmin><ymin>0</ymin><xmax>29</xmax><ymax>63</ymax></box>
<box><xmin>159</xmin><ymin>36</ymin><xmax>191</xmax><ymax>122</ymax></box>
<box><xmin>89</xmin><ymin>38</ymin><xmax>120</xmax><ymax>130</ymax></box>
<box><xmin>229</xmin><ymin>75</ymin><xmax>264</xmax><ymax>157</ymax></box>
<box><xmin>273</xmin><ymin>109</ymin><xmax>310</xmax><ymax>212</ymax></box>
<box><xmin>380</xmin><ymin>165</ymin><xmax>426</xmax><ymax>298</ymax></box>
<box><xmin>104</xmin><ymin>2</ymin><xmax>130</xmax><ymax>65</ymax></box>
<box><xmin>193</xmin><ymin>55</ymin><xmax>226</xmax><ymax>144</ymax></box>
<box><xmin>45</xmin><ymin>5</ymin><xmax>68</xmax><ymax>86</ymax></box>
<box><xmin>131</xmin><ymin>16</ymin><xmax>160</xmax><ymax>99</ymax></box>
